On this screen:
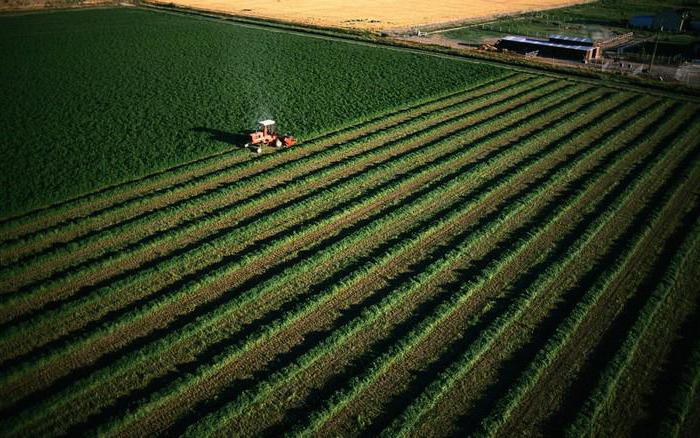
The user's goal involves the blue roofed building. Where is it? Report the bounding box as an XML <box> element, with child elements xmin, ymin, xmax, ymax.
<box><xmin>548</xmin><ymin>34</ymin><xmax>594</xmax><ymax>46</ymax></box>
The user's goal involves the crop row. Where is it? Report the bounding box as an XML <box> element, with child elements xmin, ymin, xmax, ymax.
<box><xmin>0</xmin><ymin>79</ymin><xmax>576</xmax><ymax>369</ymax></box>
<box><xmin>0</xmin><ymin>78</ymin><xmax>584</xmax><ymax>428</ymax></box>
<box><xmin>283</xmin><ymin>97</ymin><xmax>677</xmax><ymax>438</ymax></box>
<box><xmin>0</xmin><ymin>74</ymin><xmax>533</xmax><ymax>267</ymax></box>
<box><xmin>658</xmin><ymin>323</ymin><xmax>700</xmax><ymax>438</ymax></box>
<box><xmin>8</xmin><ymin>82</ymin><xmax>612</xmax><ymax>434</ymax></box>
<box><xmin>0</xmin><ymin>72</ymin><xmax>518</xmax><ymax>243</ymax></box>
<box><xmin>101</xmin><ymin>91</ymin><xmax>648</xmax><ymax>435</ymax></box>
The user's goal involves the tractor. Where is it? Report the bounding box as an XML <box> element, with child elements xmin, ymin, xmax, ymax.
<box><xmin>244</xmin><ymin>120</ymin><xmax>296</xmax><ymax>154</ymax></box>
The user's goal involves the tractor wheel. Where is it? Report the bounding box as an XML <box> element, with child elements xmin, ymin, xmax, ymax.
<box><xmin>275</xmin><ymin>139</ymin><xmax>282</xmax><ymax>148</ymax></box>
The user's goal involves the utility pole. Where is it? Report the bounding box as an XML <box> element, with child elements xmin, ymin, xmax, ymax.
<box><xmin>648</xmin><ymin>26</ymin><xmax>663</xmax><ymax>75</ymax></box>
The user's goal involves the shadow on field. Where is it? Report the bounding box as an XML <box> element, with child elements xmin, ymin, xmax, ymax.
<box><xmin>192</xmin><ymin>127</ymin><xmax>249</xmax><ymax>148</ymax></box>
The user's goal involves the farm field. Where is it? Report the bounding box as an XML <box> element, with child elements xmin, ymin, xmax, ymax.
<box><xmin>149</xmin><ymin>0</ymin><xmax>594</xmax><ymax>30</ymax></box>
<box><xmin>0</xmin><ymin>7</ymin><xmax>502</xmax><ymax>217</ymax></box>
<box><xmin>2</xmin><ymin>5</ymin><xmax>700</xmax><ymax>438</ymax></box>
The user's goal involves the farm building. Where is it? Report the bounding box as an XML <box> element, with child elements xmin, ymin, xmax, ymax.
<box><xmin>496</xmin><ymin>35</ymin><xmax>601</xmax><ymax>62</ymax></box>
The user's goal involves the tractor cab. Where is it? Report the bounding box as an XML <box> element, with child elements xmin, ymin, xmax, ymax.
<box><xmin>248</xmin><ymin>119</ymin><xmax>276</xmax><ymax>146</ymax></box>
<box><xmin>258</xmin><ymin>119</ymin><xmax>276</xmax><ymax>137</ymax></box>
<box><xmin>244</xmin><ymin>119</ymin><xmax>296</xmax><ymax>154</ymax></box>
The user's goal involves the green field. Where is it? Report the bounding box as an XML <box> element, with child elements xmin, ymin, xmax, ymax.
<box><xmin>0</xmin><ymin>7</ymin><xmax>502</xmax><ymax>218</ymax></box>
<box><xmin>1</xmin><ymin>5</ymin><xmax>700</xmax><ymax>438</ymax></box>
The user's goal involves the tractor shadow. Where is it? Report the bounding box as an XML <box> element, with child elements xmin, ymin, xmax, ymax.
<box><xmin>192</xmin><ymin>127</ymin><xmax>249</xmax><ymax>150</ymax></box>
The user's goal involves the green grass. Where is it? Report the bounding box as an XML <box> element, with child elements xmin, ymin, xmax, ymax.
<box><xmin>0</xmin><ymin>7</ymin><xmax>503</xmax><ymax>218</ymax></box>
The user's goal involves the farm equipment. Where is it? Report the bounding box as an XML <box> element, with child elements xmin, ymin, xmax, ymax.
<box><xmin>244</xmin><ymin>120</ymin><xmax>296</xmax><ymax>154</ymax></box>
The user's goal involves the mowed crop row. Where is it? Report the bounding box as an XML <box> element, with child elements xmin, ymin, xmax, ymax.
<box><xmin>1</xmin><ymin>74</ymin><xmax>698</xmax><ymax>437</ymax></box>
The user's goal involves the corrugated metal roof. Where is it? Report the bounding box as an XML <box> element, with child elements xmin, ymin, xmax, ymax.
<box><xmin>501</xmin><ymin>35</ymin><xmax>595</xmax><ymax>52</ymax></box>
<box><xmin>549</xmin><ymin>34</ymin><xmax>593</xmax><ymax>44</ymax></box>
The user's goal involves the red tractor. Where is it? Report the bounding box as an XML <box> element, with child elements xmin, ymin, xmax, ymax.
<box><xmin>244</xmin><ymin>120</ymin><xmax>296</xmax><ymax>154</ymax></box>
